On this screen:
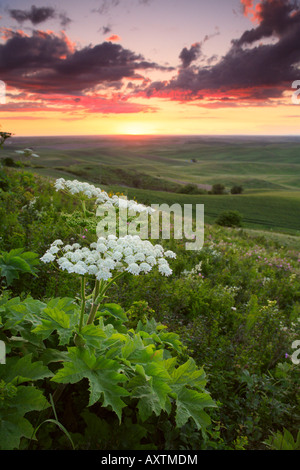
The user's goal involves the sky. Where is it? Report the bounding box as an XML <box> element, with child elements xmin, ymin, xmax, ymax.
<box><xmin>0</xmin><ymin>0</ymin><xmax>300</xmax><ymax>136</ymax></box>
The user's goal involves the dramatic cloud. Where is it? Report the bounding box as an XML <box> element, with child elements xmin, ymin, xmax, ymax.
<box><xmin>58</xmin><ymin>12</ymin><xmax>72</xmax><ymax>28</ymax></box>
<box><xmin>179</xmin><ymin>43</ymin><xmax>201</xmax><ymax>68</ymax></box>
<box><xmin>9</xmin><ymin>5</ymin><xmax>56</xmax><ymax>25</ymax></box>
<box><xmin>0</xmin><ymin>29</ymin><xmax>172</xmax><ymax>97</ymax></box>
<box><xmin>9</xmin><ymin>5</ymin><xmax>72</xmax><ymax>28</ymax></box>
<box><xmin>240</xmin><ymin>0</ymin><xmax>256</xmax><ymax>17</ymax></box>
<box><xmin>236</xmin><ymin>0</ymin><xmax>300</xmax><ymax>45</ymax></box>
<box><xmin>3</xmin><ymin>0</ymin><xmax>298</xmax><ymax>115</ymax></box>
<box><xmin>0</xmin><ymin>93</ymin><xmax>157</xmax><ymax>115</ymax></box>
<box><xmin>141</xmin><ymin>0</ymin><xmax>300</xmax><ymax>104</ymax></box>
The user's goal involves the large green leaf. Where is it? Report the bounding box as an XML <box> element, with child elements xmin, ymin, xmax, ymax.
<box><xmin>0</xmin><ymin>356</ymin><xmax>51</xmax><ymax>450</ymax></box>
<box><xmin>167</xmin><ymin>358</ymin><xmax>216</xmax><ymax>432</ymax></box>
<box><xmin>0</xmin><ymin>353</ymin><xmax>53</xmax><ymax>385</ymax></box>
<box><xmin>2</xmin><ymin>297</ymin><xmax>48</xmax><ymax>347</ymax></box>
<box><xmin>128</xmin><ymin>362</ymin><xmax>172</xmax><ymax>422</ymax></box>
<box><xmin>0</xmin><ymin>249</ymin><xmax>39</xmax><ymax>286</ymax></box>
<box><xmin>0</xmin><ymin>414</ymin><xmax>33</xmax><ymax>450</ymax></box>
<box><xmin>46</xmin><ymin>297</ymin><xmax>78</xmax><ymax>313</ymax></box>
<box><xmin>0</xmin><ymin>264</ymin><xmax>19</xmax><ymax>286</ymax></box>
<box><xmin>175</xmin><ymin>387</ymin><xmax>216</xmax><ymax>431</ymax></box>
<box><xmin>52</xmin><ymin>347</ymin><xmax>130</xmax><ymax>422</ymax></box>
<box><xmin>79</xmin><ymin>324</ymin><xmax>106</xmax><ymax>349</ymax></box>
<box><xmin>32</xmin><ymin>307</ymin><xmax>76</xmax><ymax>345</ymax></box>
<box><xmin>122</xmin><ymin>333</ymin><xmax>173</xmax><ymax>421</ymax></box>
<box><xmin>0</xmin><ymin>386</ymin><xmax>50</xmax><ymax>450</ymax></box>
<box><xmin>2</xmin><ymin>297</ymin><xmax>45</xmax><ymax>326</ymax></box>
<box><xmin>170</xmin><ymin>358</ymin><xmax>207</xmax><ymax>391</ymax></box>
<box><xmin>98</xmin><ymin>303</ymin><xmax>128</xmax><ymax>322</ymax></box>
<box><xmin>264</xmin><ymin>428</ymin><xmax>300</xmax><ymax>450</ymax></box>
<box><xmin>136</xmin><ymin>319</ymin><xmax>184</xmax><ymax>355</ymax></box>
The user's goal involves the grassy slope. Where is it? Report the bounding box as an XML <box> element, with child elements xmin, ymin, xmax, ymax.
<box><xmin>4</xmin><ymin>134</ymin><xmax>300</xmax><ymax>236</ymax></box>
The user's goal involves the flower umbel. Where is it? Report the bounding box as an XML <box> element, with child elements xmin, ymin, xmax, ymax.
<box><xmin>40</xmin><ymin>236</ymin><xmax>176</xmax><ymax>279</ymax></box>
<box><xmin>54</xmin><ymin>178</ymin><xmax>155</xmax><ymax>214</ymax></box>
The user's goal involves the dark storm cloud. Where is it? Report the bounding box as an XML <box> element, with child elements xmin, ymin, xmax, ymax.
<box><xmin>0</xmin><ymin>30</ymin><xmax>172</xmax><ymax>95</ymax></box>
<box><xmin>179</xmin><ymin>43</ymin><xmax>201</xmax><ymax>68</ymax></box>
<box><xmin>143</xmin><ymin>0</ymin><xmax>300</xmax><ymax>103</ymax></box>
<box><xmin>58</xmin><ymin>12</ymin><xmax>72</xmax><ymax>28</ymax></box>
<box><xmin>9</xmin><ymin>5</ymin><xmax>56</xmax><ymax>25</ymax></box>
<box><xmin>236</xmin><ymin>0</ymin><xmax>300</xmax><ymax>46</ymax></box>
<box><xmin>9</xmin><ymin>5</ymin><xmax>72</xmax><ymax>28</ymax></box>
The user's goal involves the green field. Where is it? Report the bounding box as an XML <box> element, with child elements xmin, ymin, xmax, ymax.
<box><xmin>3</xmin><ymin>134</ymin><xmax>300</xmax><ymax>235</ymax></box>
<box><xmin>1</xmin><ymin>135</ymin><xmax>300</xmax><ymax>451</ymax></box>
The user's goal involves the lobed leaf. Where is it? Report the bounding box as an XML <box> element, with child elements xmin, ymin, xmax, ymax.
<box><xmin>175</xmin><ymin>387</ymin><xmax>216</xmax><ymax>431</ymax></box>
<box><xmin>52</xmin><ymin>347</ymin><xmax>130</xmax><ymax>422</ymax></box>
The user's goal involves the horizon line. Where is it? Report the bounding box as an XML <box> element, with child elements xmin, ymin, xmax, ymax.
<box><xmin>8</xmin><ymin>133</ymin><xmax>300</xmax><ymax>138</ymax></box>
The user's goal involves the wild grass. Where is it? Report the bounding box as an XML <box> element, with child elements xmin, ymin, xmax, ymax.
<box><xmin>3</xmin><ymin>134</ymin><xmax>300</xmax><ymax>236</ymax></box>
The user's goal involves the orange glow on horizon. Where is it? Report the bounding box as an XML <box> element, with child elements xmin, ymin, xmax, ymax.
<box><xmin>1</xmin><ymin>98</ymin><xmax>299</xmax><ymax>137</ymax></box>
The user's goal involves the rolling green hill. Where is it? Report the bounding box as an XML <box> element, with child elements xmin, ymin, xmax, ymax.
<box><xmin>2</xmin><ymin>134</ymin><xmax>300</xmax><ymax>235</ymax></box>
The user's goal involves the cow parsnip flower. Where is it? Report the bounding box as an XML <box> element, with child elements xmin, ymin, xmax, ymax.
<box><xmin>15</xmin><ymin>148</ymin><xmax>39</xmax><ymax>158</ymax></box>
<box><xmin>54</xmin><ymin>178</ymin><xmax>155</xmax><ymax>214</ymax></box>
<box><xmin>40</xmin><ymin>236</ymin><xmax>176</xmax><ymax>278</ymax></box>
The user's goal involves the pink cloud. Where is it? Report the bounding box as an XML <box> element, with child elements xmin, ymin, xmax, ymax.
<box><xmin>106</xmin><ymin>34</ymin><xmax>121</xmax><ymax>42</ymax></box>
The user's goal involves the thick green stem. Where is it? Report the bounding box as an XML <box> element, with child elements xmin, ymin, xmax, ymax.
<box><xmin>86</xmin><ymin>272</ymin><xmax>126</xmax><ymax>326</ymax></box>
<box><xmin>78</xmin><ymin>276</ymin><xmax>86</xmax><ymax>333</ymax></box>
<box><xmin>81</xmin><ymin>200</ymin><xmax>87</xmax><ymax>219</ymax></box>
<box><xmin>87</xmin><ymin>279</ymin><xmax>102</xmax><ymax>325</ymax></box>
<box><xmin>74</xmin><ymin>276</ymin><xmax>87</xmax><ymax>347</ymax></box>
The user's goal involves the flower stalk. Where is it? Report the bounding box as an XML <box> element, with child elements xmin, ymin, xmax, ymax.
<box><xmin>78</xmin><ymin>275</ymin><xmax>86</xmax><ymax>333</ymax></box>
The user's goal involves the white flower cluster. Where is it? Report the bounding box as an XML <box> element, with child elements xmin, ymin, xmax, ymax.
<box><xmin>182</xmin><ymin>261</ymin><xmax>203</xmax><ymax>277</ymax></box>
<box><xmin>40</xmin><ymin>236</ymin><xmax>176</xmax><ymax>279</ymax></box>
<box><xmin>15</xmin><ymin>148</ymin><xmax>39</xmax><ymax>158</ymax></box>
<box><xmin>54</xmin><ymin>178</ymin><xmax>154</xmax><ymax>214</ymax></box>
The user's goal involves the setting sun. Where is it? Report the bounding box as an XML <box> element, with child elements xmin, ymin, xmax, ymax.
<box><xmin>120</xmin><ymin>122</ymin><xmax>155</xmax><ymax>135</ymax></box>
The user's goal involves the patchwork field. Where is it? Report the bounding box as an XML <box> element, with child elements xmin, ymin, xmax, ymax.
<box><xmin>1</xmin><ymin>134</ymin><xmax>300</xmax><ymax>451</ymax></box>
<box><xmin>3</xmin><ymin>134</ymin><xmax>300</xmax><ymax>235</ymax></box>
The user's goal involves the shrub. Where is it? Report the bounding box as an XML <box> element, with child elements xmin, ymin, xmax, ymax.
<box><xmin>212</xmin><ymin>183</ymin><xmax>226</xmax><ymax>195</ymax></box>
<box><xmin>178</xmin><ymin>183</ymin><xmax>206</xmax><ymax>195</ymax></box>
<box><xmin>1</xmin><ymin>157</ymin><xmax>18</xmax><ymax>168</ymax></box>
<box><xmin>231</xmin><ymin>185</ymin><xmax>243</xmax><ymax>194</ymax></box>
<box><xmin>215</xmin><ymin>210</ymin><xmax>243</xmax><ymax>227</ymax></box>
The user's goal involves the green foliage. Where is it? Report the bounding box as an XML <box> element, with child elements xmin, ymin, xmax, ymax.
<box><xmin>1</xmin><ymin>157</ymin><xmax>18</xmax><ymax>168</ymax></box>
<box><xmin>177</xmin><ymin>183</ymin><xmax>206</xmax><ymax>195</ymax></box>
<box><xmin>0</xmin><ymin>354</ymin><xmax>52</xmax><ymax>450</ymax></box>
<box><xmin>126</xmin><ymin>300</ymin><xmax>155</xmax><ymax>329</ymax></box>
<box><xmin>264</xmin><ymin>428</ymin><xmax>300</xmax><ymax>450</ymax></box>
<box><xmin>0</xmin><ymin>132</ymin><xmax>12</xmax><ymax>148</ymax></box>
<box><xmin>211</xmin><ymin>183</ymin><xmax>226</xmax><ymax>195</ymax></box>
<box><xmin>0</xmin><ymin>249</ymin><xmax>40</xmax><ymax>287</ymax></box>
<box><xmin>0</xmin><ymin>163</ymin><xmax>299</xmax><ymax>450</ymax></box>
<box><xmin>0</xmin><ymin>294</ymin><xmax>216</xmax><ymax>449</ymax></box>
<box><xmin>215</xmin><ymin>210</ymin><xmax>243</xmax><ymax>227</ymax></box>
<box><xmin>52</xmin><ymin>347</ymin><xmax>130</xmax><ymax>419</ymax></box>
<box><xmin>231</xmin><ymin>185</ymin><xmax>243</xmax><ymax>194</ymax></box>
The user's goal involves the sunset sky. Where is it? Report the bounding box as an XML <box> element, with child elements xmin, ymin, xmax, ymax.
<box><xmin>0</xmin><ymin>0</ymin><xmax>300</xmax><ymax>136</ymax></box>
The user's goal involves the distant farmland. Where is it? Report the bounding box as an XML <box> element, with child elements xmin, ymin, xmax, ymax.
<box><xmin>3</xmin><ymin>134</ymin><xmax>300</xmax><ymax>235</ymax></box>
